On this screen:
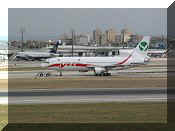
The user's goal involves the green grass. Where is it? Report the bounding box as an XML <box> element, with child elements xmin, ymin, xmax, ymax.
<box><xmin>8</xmin><ymin>102</ymin><xmax>167</xmax><ymax>123</ymax></box>
<box><xmin>0</xmin><ymin>105</ymin><xmax>8</xmax><ymax>131</ymax></box>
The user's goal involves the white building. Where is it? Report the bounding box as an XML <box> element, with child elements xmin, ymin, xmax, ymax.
<box><xmin>77</xmin><ymin>35</ymin><xmax>89</xmax><ymax>46</ymax></box>
<box><xmin>0</xmin><ymin>41</ymin><xmax>8</xmax><ymax>67</ymax></box>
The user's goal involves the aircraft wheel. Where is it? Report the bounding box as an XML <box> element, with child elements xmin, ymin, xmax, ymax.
<box><xmin>95</xmin><ymin>73</ymin><xmax>100</xmax><ymax>76</ymax></box>
<box><xmin>60</xmin><ymin>72</ymin><xmax>63</xmax><ymax>76</ymax></box>
<box><xmin>103</xmin><ymin>73</ymin><xmax>107</xmax><ymax>76</ymax></box>
<box><xmin>107</xmin><ymin>73</ymin><xmax>111</xmax><ymax>76</ymax></box>
<box><xmin>103</xmin><ymin>72</ymin><xmax>111</xmax><ymax>76</ymax></box>
<box><xmin>99</xmin><ymin>73</ymin><xmax>103</xmax><ymax>76</ymax></box>
<box><xmin>39</xmin><ymin>73</ymin><xmax>44</xmax><ymax>77</ymax></box>
<box><xmin>45</xmin><ymin>73</ymin><xmax>50</xmax><ymax>77</ymax></box>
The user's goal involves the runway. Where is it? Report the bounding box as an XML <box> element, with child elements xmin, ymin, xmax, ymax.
<box><xmin>7</xmin><ymin>58</ymin><xmax>167</xmax><ymax>79</ymax></box>
<box><xmin>8</xmin><ymin>66</ymin><xmax>167</xmax><ymax>79</ymax></box>
<box><xmin>4</xmin><ymin>88</ymin><xmax>167</xmax><ymax>104</ymax></box>
<box><xmin>1</xmin><ymin>59</ymin><xmax>167</xmax><ymax>104</ymax></box>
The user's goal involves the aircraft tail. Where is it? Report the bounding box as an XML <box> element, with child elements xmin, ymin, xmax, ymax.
<box><xmin>134</xmin><ymin>36</ymin><xmax>150</xmax><ymax>57</ymax></box>
<box><xmin>130</xmin><ymin>36</ymin><xmax>151</xmax><ymax>64</ymax></box>
<box><xmin>50</xmin><ymin>40</ymin><xmax>62</xmax><ymax>54</ymax></box>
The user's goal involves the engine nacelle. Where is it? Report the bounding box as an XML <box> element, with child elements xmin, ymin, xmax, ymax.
<box><xmin>94</xmin><ymin>67</ymin><xmax>105</xmax><ymax>74</ymax></box>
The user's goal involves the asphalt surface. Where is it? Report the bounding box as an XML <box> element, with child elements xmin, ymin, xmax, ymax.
<box><xmin>4</xmin><ymin>58</ymin><xmax>167</xmax><ymax>79</ymax></box>
<box><xmin>0</xmin><ymin>59</ymin><xmax>167</xmax><ymax>104</ymax></box>
<box><xmin>8</xmin><ymin>66</ymin><xmax>167</xmax><ymax>79</ymax></box>
<box><xmin>2</xmin><ymin>88</ymin><xmax>166</xmax><ymax>104</ymax></box>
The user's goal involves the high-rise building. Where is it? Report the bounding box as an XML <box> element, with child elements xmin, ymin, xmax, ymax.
<box><xmin>121</xmin><ymin>28</ymin><xmax>132</xmax><ymax>43</ymax></box>
<box><xmin>115</xmin><ymin>35</ymin><xmax>122</xmax><ymax>44</ymax></box>
<box><xmin>101</xmin><ymin>33</ymin><xmax>107</xmax><ymax>45</ymax></box>
<box><xmin>106</xmin><ymin>28</ymin><xmax>116</xmax><ymax>43</ymax></box>
<box><xmin>93</xmin><ymin>28</ymin><xmax>102</xmax><ymax>45</ymax></box>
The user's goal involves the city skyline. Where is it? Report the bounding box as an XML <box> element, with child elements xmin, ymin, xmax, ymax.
<box><xmin>8</xmin><ymin>8</ymin><xmax>167</xmax><ymax>40</ymax></box>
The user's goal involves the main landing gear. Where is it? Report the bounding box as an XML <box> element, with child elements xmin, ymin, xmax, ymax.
<box><xmin>36</xmin><ymin>72</ymin><xmax>51</xmax><ymax>78</ymax></box>
<box><xmin>95</xmin><ymin>72</ymin><xmax>111</xmax><ymax>76</ymax></box>
<box><xmin>59</xmin><ymin>71</ymin><xmax>62</xmax><ymax>77</ymax></box>
<box><xmin>35</xmin><ymin>70</ymin><xmax>63</xmax><ymax>78</ymax></box>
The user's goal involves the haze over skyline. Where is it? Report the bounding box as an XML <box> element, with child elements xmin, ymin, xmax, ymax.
<box><xmin>0</xmin><ymin>8</ymin><xmax>7</xmax><ymax>38</ymax></box>
<box><xmin>8</xmin><ymin>8</ymin><xmax>167</xmax><ymax>40</ymax></box>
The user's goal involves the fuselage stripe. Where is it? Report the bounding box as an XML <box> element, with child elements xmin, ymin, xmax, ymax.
<box><xmin>116</xmin><ymin>54</ymin><xmax>132</xmax><ymax>65</ymax></box>
<box><xmin>48</xmin><ymin>54</ymin><xmax>132</xmax><ymax>68</ymax></box>
<box><xmin>48</xmin><ymin>63</ymin><xmax>91</xmax><ymax>68</ymax></box>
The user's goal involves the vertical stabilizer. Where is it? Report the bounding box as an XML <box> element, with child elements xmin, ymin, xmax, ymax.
<box><xmin>131</xmin><ymin>36</ymin><xmax>151</xmax><ymax>64</ymax></box>
<box><xmin>135</xmin><ymin>36</ymin><xmax>150</xmax><ymax>57</ymax></box>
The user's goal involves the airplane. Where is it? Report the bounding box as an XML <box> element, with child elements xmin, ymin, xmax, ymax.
<box><xmin>39</xmin><ymin>36</ymin><xmax>150</xmax><ymax>77</ymax></box>
<box><xmin>15</xmin><ymin>51</ymin><xmax>55</xmax><ymax>61</ymax></box>
<box><xmin>147</xmin><ymin>49</ymin><xmax>167</xmax><ymax>57</ymax></box>
<box><xmin>13</xmin><ymin>40</ymin><xmax>61</xmax><ymax>61</ymax></box>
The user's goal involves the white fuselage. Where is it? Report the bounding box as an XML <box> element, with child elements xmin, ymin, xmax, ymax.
<box><xmin>42</xmin><ymin>54</ymin><xmax>134</xmax><ymax>72</ymax></box>
<box><xmin>17</xmin><ymin>52</ymin><xmax>52</xmax><ymax>58</ymax></box>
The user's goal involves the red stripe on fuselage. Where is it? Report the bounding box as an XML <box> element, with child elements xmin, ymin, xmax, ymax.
<box><xmin>48</xmin><ymin>54</ymin><xmax>132</xmax><ymax>69</ymax></box>
<box><xmin>48</xmin><ymin>63</ymin><xmax>91</xmax><ymax>68</ymax></box>
<box><xmin>117</xmin><ymin>54</ymin><xmax>132</xmax><ymax>65</ymax></box>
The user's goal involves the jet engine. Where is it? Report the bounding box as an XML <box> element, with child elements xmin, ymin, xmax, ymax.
<box><xmin>94</xmin><ymin>67</ymin><xmax>105</xmax><ymax>74</ymax></box>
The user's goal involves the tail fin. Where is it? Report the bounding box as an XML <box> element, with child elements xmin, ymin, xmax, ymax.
<box><xmin>130</xmin><ymin>36</ymin><xmax>151</xmax><ymax>64</ymax></box>
<box><xmin>50</xmin><ymin>40</ymin><xmax>62</xmax><ymax>54</ymax></box>
<box><xmin>135</xmin><ymin>36</ymin><xmax>150</xmax><ymax>57</ymax></box>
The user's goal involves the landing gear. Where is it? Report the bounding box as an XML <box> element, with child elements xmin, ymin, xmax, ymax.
<box><xmin>35</xmin><ymin>71</ymin><xmax>63</xmax><ymax>78</ymax></box>
<box><xmin>103</xmin><ymin>72</ymin><xmax>111</xmax><ymax>76</ymax></box>
<box><xmin>35</xmin><ymin>72</ymin><xmax>51</xmax><ymax>78</ymax></box>
<box><xmin>94</xmin><ymin>72</ymin><xmax>111</xmax><ymax>76</ymax></box>
<box><xmin>106</xmin><ymin>72</ymin><xmax>111</xmax><ymax>76</ymax></box>
<box><xmin>56</xmin><ymin>70</ymin><xmax>63</xmax><ymax>77</ymax></box>
<box><xmin>39</xmin><ymin>72</ymin><xmax>44</xmax><ymax>77</ymax></box>
<box><xmin>60</xmin><ymin>71</ymin><xmax>62</xmax><ymax>77</ymax></box>
<box><xmin>45</xmin><ymin>73</ymin><xmax>50</xmax><ymax>77</ymax></box>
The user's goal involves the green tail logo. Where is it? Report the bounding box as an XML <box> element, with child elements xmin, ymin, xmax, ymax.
<box><xmin>139</xmin><ymin>41</ymin><xmax>148</xmax><ymax>51</ymax></box>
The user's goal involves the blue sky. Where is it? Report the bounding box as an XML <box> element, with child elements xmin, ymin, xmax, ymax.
<box><xmin>0</xmin><ymin>36</ymin><xmax>8</xmax><ymax>41</ymax></box>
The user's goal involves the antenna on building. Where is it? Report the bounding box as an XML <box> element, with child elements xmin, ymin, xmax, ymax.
<box><xmin>20</xmin><ymin>26</ymin><xmax>26</xmax><ymax>52</ymax></box>
<box><xmin>121</xmin><ymin>24</ymin><xmax>126</xmax><ymax>48</ymax></box>
<box><xmin>71</xmin><ymin>29</ymin><xmax>75</xmax><ymax>57</ymax></box>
